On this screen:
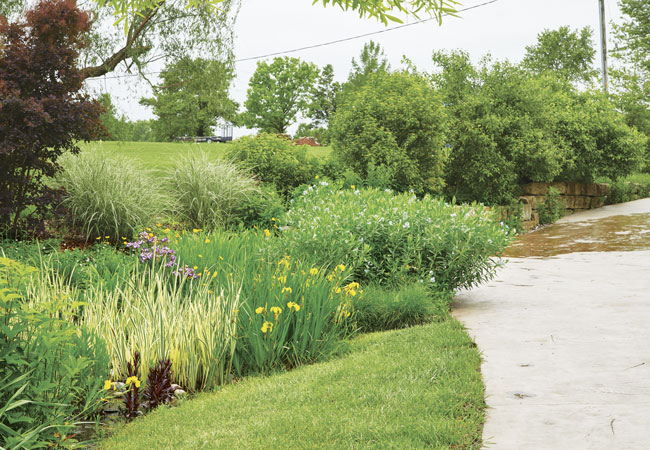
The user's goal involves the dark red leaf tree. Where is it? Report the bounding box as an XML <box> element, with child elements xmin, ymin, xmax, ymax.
<box><xmin>0</xmin><ymin>0</ymin><xmax>104</xmax><ymax>238</ymax></box>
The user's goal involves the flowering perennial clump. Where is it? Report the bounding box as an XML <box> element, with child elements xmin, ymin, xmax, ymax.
<box><xmin>126</xmin><ymin>230</ymin><xmax>198</xmax><ymax>279</ymax></box>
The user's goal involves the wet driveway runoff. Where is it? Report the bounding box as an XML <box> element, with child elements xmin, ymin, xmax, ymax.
<box><xmin>453</xmin><ymin>198</ymin><xmax>650</xmax><ymax>449</ymax></box>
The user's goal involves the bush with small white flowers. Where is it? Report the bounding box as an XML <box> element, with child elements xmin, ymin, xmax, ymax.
<box><xmin>278</xmin><ymin>180</ymin><xmax>514</xmax><ymax>291</ymax></box>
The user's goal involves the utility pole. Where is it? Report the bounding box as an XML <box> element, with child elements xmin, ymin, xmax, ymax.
<box><xmin>598</xmin><ymin>0</ymin><xmax>609</xmax><ymax>93</ymax></box>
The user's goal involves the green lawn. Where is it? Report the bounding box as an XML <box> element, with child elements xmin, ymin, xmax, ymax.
<box><xmin>80</xmin><ymin>141</ymin><xmax>332</xmax><ymax>174</ymax></box>
<box><xmin>100</xmin><ymin>318</ymin><xmax>485</xmax><ymax>450</ymax></box>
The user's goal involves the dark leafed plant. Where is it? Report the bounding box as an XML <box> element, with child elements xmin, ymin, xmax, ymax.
<box><xmin>0</xmin><ymin>0</ymin><xmax>104</xmax><ymax>239</ymax></box>
<box><xmin>143</xmin><ymin>359</ymin><xmax>175</xmax><ymax>411</ymax></box>
<box><xmin>123</xmin><ymin>351</ymin><xmax>141</xmax><ymax>421</ymax></box>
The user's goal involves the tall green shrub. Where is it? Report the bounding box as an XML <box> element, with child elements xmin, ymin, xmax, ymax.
<box><xmin>331</xmin><ymin>71</ymin><xmax>449</xmax><ymax>194</ymax></box>
<box><xmin>227</xmin><ymin>134</ymin><xmax>319</xmax><ymax>197</ymax></box>
<box><xmin>433</xmin><ymin>51</ymin><xmax>646</xmax><ymax>204</ymax></box>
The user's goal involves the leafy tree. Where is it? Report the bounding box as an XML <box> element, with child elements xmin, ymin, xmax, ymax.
<box><xmin>93</xmin><ymin>0</ymin><xmax>460</xmax><ymax>28</ymax></box>
<box><xmin>331</xmin><ymin>70</ymin><xmax>448</xmax><ymax>194</ymax></box>
<box><xmin>0</xmin><ymin>0</ymin><xmax>103</xmax><ymax>238</ymax></box>
<box><xmin>242</xmin><ymin>57</ymin><xmax>318</xmax><ymax>134</ymax></box>
<box><xmin>347</xmin><ymin>41</ymin><xmax>391</xmax><ymax>90</ymax></box>
<box><xmin>612</xmin><ymin>0</ymin><xmax>650</xmax><ymax>169</ymax></box>
<box><xmin>5</xmin><ymin>0</ymin><xmax>459</xmax><ymax>84</ymax></box>
<box><xmin>98</xmin><ymin>93</ymin><xmax>130</xmax><ymax>140</ymax></box>
<box><xmin>522</xmin><ymin>26</ymin><xmax>597</xmax><ymax>83</ymax></box>
<box><xmin>614</xmin><ymin>0</ymin><xmax>650</xmax><ymax>72</ymax></box>
<box><xmin>141</xmin><ymin>57</ymin><xmax>237</xmax><ymax>140</ymax></box>
<box><xmin>308</xmin><ymin>64</ymin><xmax>341</xmax><ymax>127</ymax></box>
<box><xmin>98</xmin><ymin>93</ymin><xmax>156</xmax><ymax>141</ymax></box>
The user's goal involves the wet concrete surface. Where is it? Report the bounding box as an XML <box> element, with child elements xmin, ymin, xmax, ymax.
<box><xmin>506</xmin><ymin>198</ymin><xmax>650</xmax><ymax>258</ymax></box>
<box><xmin>453</xmin><ymin>198</ymin><xmax>650</xmax><ymax>449</ymax></box>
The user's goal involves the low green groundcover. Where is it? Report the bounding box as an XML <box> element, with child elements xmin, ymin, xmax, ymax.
<box><xmin>101</xmin><ymin>318</ymin><xmax>484</xmax><ymax>449</ymax></box>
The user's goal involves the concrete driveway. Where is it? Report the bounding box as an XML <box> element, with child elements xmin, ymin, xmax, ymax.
<box><xmin>453</xmin><ymin>198</ymin><xmax>650</xmax><ymax>449</ymax></box>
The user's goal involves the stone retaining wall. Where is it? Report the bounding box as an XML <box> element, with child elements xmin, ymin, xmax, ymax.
<box><xmin>519</xmin><ymin>182</ymin><xmax>610</xmax><ymax>231</ymax></box>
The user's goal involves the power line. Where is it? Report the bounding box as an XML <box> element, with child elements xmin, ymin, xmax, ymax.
<box><xmin>235</xmin><ymin>0</ymin><xmax>498</xmax><ymax>62</ymax></box>
<box><xmin>85</xmin><ymin>0</ymin><xmax>499</xmax><ymax>81</ymax></box>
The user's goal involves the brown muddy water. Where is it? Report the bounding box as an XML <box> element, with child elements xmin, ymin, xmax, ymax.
<box><xmin>505</xmin><ymin>212</ymin><xmax>650</xmax><ymax>258</ymax></box>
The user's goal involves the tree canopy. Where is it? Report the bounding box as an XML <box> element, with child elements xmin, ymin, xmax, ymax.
<box><xmin>242</xmin><ymin>57</ymin><xmax>319</xmax><ymax>134</ymax></box>
<box><xmin>522</xmin><ymin>26</ymin><xmax>597</xmax><ymax>83</ymax></box>
<box><xmin>0</xmin><ymin>0</ymin><xmax>103</xmax><ymax>237</ymax></box>
<box><xmin>92</xmin><ymin>0</ymin><xmax>460</xmax><ymax>27</ymax></box>
<box><xmin>614</xmin><ymin>0</ymin><xmax>650</xmax><ymax>72</ymax></box>
<box><xmin>141</xmin><ymin>57</ymin><xmax>237</xmax><ymax>140</ymax></box>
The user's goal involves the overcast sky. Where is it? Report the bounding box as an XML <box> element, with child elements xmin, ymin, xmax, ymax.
<box><xmin>85</xmin><ymin>0</ymin><xmax>624</xmax><ymax>137</ymax></box>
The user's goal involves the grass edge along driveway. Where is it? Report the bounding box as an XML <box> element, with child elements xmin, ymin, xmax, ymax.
<box><xmin>101</xmin><ymin>317</ymin><xmax>485</xmax><ymax>449</ymax></box>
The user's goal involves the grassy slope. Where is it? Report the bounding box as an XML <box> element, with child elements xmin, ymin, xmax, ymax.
<box><xmin>80</xmin><ymin>141</ymin><xmax>332</xmax><ymax>174</ymax></box>
<box><xmin>101</xmin><ymin>318</ymin><xmax>484</xmax><ymax>450</ymax></box>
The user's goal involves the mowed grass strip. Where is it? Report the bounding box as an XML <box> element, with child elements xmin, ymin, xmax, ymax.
<box><xmin>80</xmin><ymin>141</ymin><xmax>332</xmax><ymax>174</ymax></box>
<box><xmin>101</xmin><ymin>318</ymin><xmax>485</xmax><ymax>450</ymax></box>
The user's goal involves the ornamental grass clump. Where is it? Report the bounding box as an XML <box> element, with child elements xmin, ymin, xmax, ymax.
<box><xmin>81</xmin><ymin>264</ymin><xmax>240</xmax><ymax>392</ymax></box>
<box><xmin>280</xmin><ymin>181</ymin><xmax>514</xmax><ymax>291</ymax></box>
<box><xmin>166</xmin><ymin>152</ymin><xmax>261</xmax><ymax>230</ymax></box>
<box><xmin>57</xmin><ymin>146</ymin><xmax>165</xmax><ymax>241</ymax></box>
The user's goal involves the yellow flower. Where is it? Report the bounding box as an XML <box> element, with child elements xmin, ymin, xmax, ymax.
<box><xmin>122</xmin><ymin>237</ymin><xmax>127</xmax><ymax>240</ymax></box>
<box><xmin>271</xmin><ymin>217</ymin><xmax>276</xmax><ymax>221</ymax></box>
<box><xmin>96</xmin><ymin>236</ymin><xmax>101</xmax><ymax>240</ymax></box>
<box><xmin>261</xmin><ymin>321</ymin><xmax>273</xmax><ymax>334</ymax></box>
<box><xmin>264</xmin><ymin>229</ymin><xmax>271</xmax><ymax>237</ymax></box>
<box><xmin>281</xmin><ymin>287</ymin><xmax>292</xmax><ymax>294</ymax></box>
<box><xmin>193</xmin><ymin>266</ymin><xmax>198</xmax><ymax>270</ymax></box>
<box><xmin>278</xmin><ymin>275</ymin><xmax>287</xmax><ymax>284</ymax></box>
<box><xmin>104</xmin><ymin>379</ymin><xmax>113</xmax><ymax>390</ymax></box>
<box><xmin>156</xmin><ymin>223</ymin><xmax>162</xmax><ymax>227</ymax></box>
<box><xmin>344</xmin><ymin>282</ymin><xmax>360</xmax><ymax>291</ymax></box>
<box><xmin>270</xmin><ymin>306</ymin><xmax>282</xmax><ymax>318</ymax></box>
<box><xmin>212</xmin><ymin>271</ymin><xmax>218</xmax><ymax>278</ymax></box>
<box><xmin>146</xmin><ymin>227</ymin><xmax>151</xmax><ymax>231</ymax></box>
<box><xmin>219</xmin><ymin>256</ymin><xmax>224</xmax><ymax>260</ymax></box>
<box><xmin>255</xmin><ymin>306</ymin><xmax>266</xmax><ymax>314</ymax></box>
<box><xmin>315</xmin><ymin>175</ymin><xmax>319</xmax><ymax>179</ymax></box>
<box><xmin>165</xmin><ymin>228</ymin><xmax>171</xmax><ymax>232</ymax></box>
<box><xmin>350</xmin><ymin>185</ymin><xmax>355</xmax><ymax>189</ymax></box>
<box><xmin>334</xmin><ymin>287</ymin><xmax>342</xmax><ymax>294</ymax></box>
<box><xmin>336</xmin><ymin>264</ymin><xmax>346</xmax><ymax>272</ymax></box>
<box><xmin>287</xmin><ymin>301</ymin><xmax>301</xmax><ymax>312</ymax></box>
<box><xmin>198</xmin><ymin>254</ymin><xmax>203</xmax><ymax>258</ymax></box>
<box><xmin>205</xmin><ymin>238</ymin><xmax>210</xmax><ymax>243</ymax></box>
<box><xmin>309</xmin><ymin>268</ymin><xmax>318</xmax><ymax>276</ymax></box>
<box><xmin>105</xmin><ymin>236</ymin><xmax>110</xmax><ymax>239</ymax></box>
<box><xmin>125</xmin><ymin>376</ymin><xmax>141</xmax><ymax>388</ymax></box>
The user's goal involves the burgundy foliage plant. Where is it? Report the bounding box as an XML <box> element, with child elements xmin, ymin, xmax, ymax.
<box><xmin>0</xmin><ymin>0</ymin><xmax>104</xmax><ymax>238</ymax></box>
<box><xmin>143</xmin><ymin>358</ymin><xmax>175</xmax><ymax>411</ymax></box>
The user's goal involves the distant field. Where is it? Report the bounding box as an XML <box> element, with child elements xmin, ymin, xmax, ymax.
<box><xmin>80</xmin><ymin>141</ymin><xmax>332</xmax><ymax>173</ymax></box>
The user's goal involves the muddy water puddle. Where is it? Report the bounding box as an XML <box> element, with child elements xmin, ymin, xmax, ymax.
<box><xmin>505</xmin><ymin>212</ymin><xmax>650</xmax><ymax>258</ymax></box>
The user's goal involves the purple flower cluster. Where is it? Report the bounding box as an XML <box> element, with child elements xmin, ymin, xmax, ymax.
<box><xmin>173</xmin><ymin>266</ymin><xmax>197</xmax><ymax>278</ymax></box>
<box><xmin>126</xmin><ymin>230</ymin><xmax>198</xmax><ymax>279</ymax></box>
